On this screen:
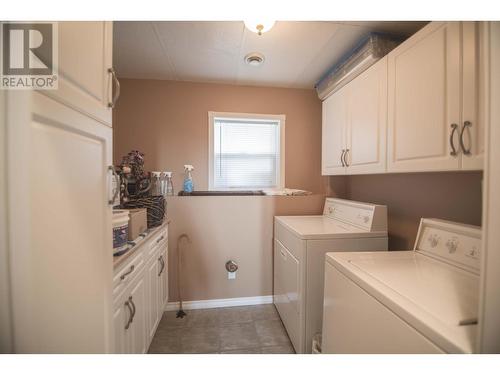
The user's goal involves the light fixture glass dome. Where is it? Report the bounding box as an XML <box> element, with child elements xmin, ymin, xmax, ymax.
<box><xmin>244</xmin><ymin>20</ymin><xmax>276</xmax><ymax>35</ymax></box>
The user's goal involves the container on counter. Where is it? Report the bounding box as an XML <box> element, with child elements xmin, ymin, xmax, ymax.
<box><xmin>127</xmin><ymin>208</ymin><xmax>147</xmax><ymax>241</ymax></box>
<box><xmin>150</xmin><ymin>171</ymin><xmax>162</xmax><ymax>196</ymax></box>
<box><xmin>112</xmin><ymin>209</ymin><xmax>130</xmax><ymax>255</ymax></box>
<box><xmin>163</xmin><ymin>171</ymin><xmax>174</xmax><ymax>196</ymax></box>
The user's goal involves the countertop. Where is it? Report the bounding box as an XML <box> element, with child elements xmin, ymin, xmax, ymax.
<box><xmin>113</xmin><ymin>220</ymin><xmax>169</xmax><ymax>270</ymax></box>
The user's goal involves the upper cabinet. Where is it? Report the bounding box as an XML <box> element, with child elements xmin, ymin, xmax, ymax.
<box><xmin>346</xmin><ymin>57</ymin><xmax>387</xmax><ymax>174</ymax></box>
<box><xmin>461</xmin><ymin>22</ymin><xmax>488</xmax><ymax>170</ymax></box>
<box><xmin>322</xmin><ymin>57</ymin><xmax>387</xmax><ymax>175</ymax></box>
<box><xmin>322</xmin><ymin>89</ymin><xmax>347</xmax><ymax>175</ymax></box>
<box><xmin>322</xmin><ymin>21</ymin><xmax>487</xmax><ymax>176</ymax></box>
<box><xmin>44</xmin><ymin>22</ymin><xmax>115</xmax><ymax>126</ymax></box>
<box><xmin>387</xmin><ymin>21</ymin><xmax>485</xmax><ymax>173</ymax></box>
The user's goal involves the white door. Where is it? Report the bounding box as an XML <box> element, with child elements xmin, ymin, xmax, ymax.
<box><xmin>322</xmin><ymin>89</ymin><xmax>347</xmax><ymax>175</ymax></box>
<box><xmin>159</xmin><ymin>247</ymin><xmax>169</xmax><ymax>311</ymax></box>
<box><xmin>345</xmin><ymin>57</ymin><xmax>388</xmax><ymax>174</ymax></box>
<box><xmin>6</xmin><ymin>91</ymin><xmax>113</xmax><ymax>353</ymax></box>
<box><xmin>461</xmin><ymin>22</ymin><xmax>487</xmax><ymax>170</ymax></box>
<box><xmin>146</xmin><ymin>255</ymin><xmax>159</xmax><ymax>343</ymax></box>
<box><xmin>43</xmin><ymin>21</ymin><xmax>114</xmax><ymax>126</ymax></box>
<box><xmin>128</xmin><ymin>276</ymin><xmax>147</xmax><ymax>354</ymax></box>
<box><xmin>113</xmin><ymin>301</ymin><xmax>129</xmax><ymax>354</ymax></box>
<box><xmin>387</xmin><ymin>22</ymin><xmax>461</xmax><ymax>172</ymax></box>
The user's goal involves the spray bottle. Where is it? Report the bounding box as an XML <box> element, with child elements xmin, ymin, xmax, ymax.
<box><xmin>183</xmin><ymin>165</ymin><xmax>194</xmax><ymax>193</ymax></box>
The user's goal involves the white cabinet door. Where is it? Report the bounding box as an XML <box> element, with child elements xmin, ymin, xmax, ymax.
<box><xmin>387</xmin><ymin>22</ymin><xmax>462</xmax><ymax>172</ymax></box>
<box><xmin>461</xmin><ymin>22</ymin><xmax>487</xmax><ymax>170</ymax></box>
<box><xmin>346</xmin><ymin>57</ymin><xmax>388</xmax><ymax>174</ymax></box>
<box><xmin>6</xmin><ymin>91</ymin><xmax>113</xmax><ymax>353</ymax></box>
<box><xmin>146</xmin><ymin>255</ymin><xmax>160</xmax><ymax>344</ymax></box>
<box><xmin>44</xmin><ymin>21</ymin><xmax>113</xmax><ymax>126</ymax></box>
<box><xmin>128</xmin><ymin>276</ymin><xmax>147</xmax><ymax>354</ymax></box>
<box><xmin>113</xmin><ymin>301</ymin><xmax>129</xmax><ymax>354</ymax></box>
<box><xmin>322</xmin><ymin>89</ymin><xmax>347</xmax><ymax>175</ymax></box>
<box><xmin>159</xmin><ymin>247</ymin><xmax>169</xmax><ymax>311</ymax></box>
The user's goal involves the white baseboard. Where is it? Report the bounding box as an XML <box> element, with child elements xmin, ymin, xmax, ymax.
<box><xmin>165</xmin><ymin>295</ymin><xmax>273</xmax><ymax>311</ymax></box>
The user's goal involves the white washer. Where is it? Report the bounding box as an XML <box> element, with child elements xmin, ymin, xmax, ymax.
<box><xmin>322</xmin><ymin>218</ymin><xmax>481</xmax><ymax>354</ymax></box>
<box><xmin>273</xmin><ymin>198</ymin><xmax>388</xmax><ymax>353</ymax></box>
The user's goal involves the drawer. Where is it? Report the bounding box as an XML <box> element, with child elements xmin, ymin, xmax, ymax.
<box><xmin>113</xmin><ymin>251</ymin><xmax>144</xmax><ymax>298</ymax></box>
<box><xmin>147</xmin><ymin>227</ymin><xmax>168</xmax><ymax>258</ymax></box>
<box><xmin>274</xmin><ymin>218</ymin><xmax>304</xmax><ymax>260</ymax></box>
<box><xmin>274</xmin><ymin>239</ymin><xmax>300</xmax><ymax>314</ymax></box>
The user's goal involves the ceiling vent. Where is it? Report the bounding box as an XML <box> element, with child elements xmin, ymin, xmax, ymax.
<box><xmin>244</xmin><ymin>52</ymin><xmax>265</xmax><ymax>67</ymax></box>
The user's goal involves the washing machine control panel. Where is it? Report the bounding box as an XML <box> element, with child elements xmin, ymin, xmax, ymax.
<box><xmin>323</xmin><ymin>198</ymin><xmax>387</xmax><ymax>232</ymax></box>
<box><xmin>416</xmin><ymin>219</ymin><xmax>481</xmax><ymax>272</ymax></box>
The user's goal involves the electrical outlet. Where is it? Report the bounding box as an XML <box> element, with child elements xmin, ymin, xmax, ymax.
<box><xmin>228</xmin><ymin>271</ymin><xmax>236</xmax><ymax>280</ymax></box>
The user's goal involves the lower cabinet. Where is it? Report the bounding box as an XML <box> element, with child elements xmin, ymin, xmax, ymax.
<box><xmin>113</xmin><ymin>225</ymin><xmax>168</xmax><ymax>353</ymax></box>
<box><xmin>113</xmin><ymin>272</ymin><xmax>147</xmax><ymax>354</ymax></box>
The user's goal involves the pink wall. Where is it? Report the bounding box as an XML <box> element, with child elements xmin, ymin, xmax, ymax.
<box><xmin>113</xmin><ymin>79</ymin><xmax>327</xmax><ymax>194</ymax></box>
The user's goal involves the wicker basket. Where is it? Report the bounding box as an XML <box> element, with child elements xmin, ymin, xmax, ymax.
<box><xmin>124</xmin><ymin>196</ymin><xmax>165</xmax><ymax>228</ymax></box>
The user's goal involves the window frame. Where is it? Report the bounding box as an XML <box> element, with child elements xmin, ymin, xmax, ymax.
<box><xmin>208</xmin><ymin>111</ymin><xmax>286</xmax><ymax>191</ymax></box>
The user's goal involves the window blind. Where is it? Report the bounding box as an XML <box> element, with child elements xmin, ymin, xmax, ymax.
<box><xmin>213</xmin><ymin>117</ymin><xmax>281</xmax><ymax>189</ymax></box>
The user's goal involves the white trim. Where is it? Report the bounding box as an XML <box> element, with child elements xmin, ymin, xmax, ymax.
<box><xmin>478</xmin><ymin>21</ymin><xmax>500</xmax><ymax>354</ymax></box>
<box><xmin>165</xmin><ymin>295</ymin><xmax>273</xmax><ymax>311</ymax></box>
<box><xmin>207</xmin><ymin>111</ymin><xmax>286</xmax><ymax>191</ymax></box>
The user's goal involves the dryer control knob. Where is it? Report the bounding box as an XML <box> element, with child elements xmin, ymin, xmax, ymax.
<box><xmin>428</xmin><ymin>234</ymin><xmax>439</xmax><ymax>248</ymax></box>
<box><xmin>446</xmin><ymin>238</ymin><xmax>459</xmax><ymax>254</ymax></box>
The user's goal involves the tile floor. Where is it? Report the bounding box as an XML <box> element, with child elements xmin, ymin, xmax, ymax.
<box><xmin>148</xmin><ymin>304</ymin><xmax>295</xmax><ymax>354</ymax></box>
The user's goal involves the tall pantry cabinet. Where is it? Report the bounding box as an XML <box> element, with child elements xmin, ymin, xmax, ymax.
<box><xmin>2</xmin><ymin>22</ymin><xmax>116</xmax><ymax>353</ymax></box>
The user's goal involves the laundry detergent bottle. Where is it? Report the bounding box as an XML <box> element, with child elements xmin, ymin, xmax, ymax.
<box><xmin>183</xmin><ymin>165</ymin><xmax>194</xmax><ymax>193</ymax></box>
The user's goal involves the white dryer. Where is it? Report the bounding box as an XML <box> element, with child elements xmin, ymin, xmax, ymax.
<box><xmin>322</xmin><ymin>218</ymin><xmax>481</xmax><ymax>354</ymax></box>
<box><xmin>273</xmin><ymin>198</ymin><xmax>388</xmax><ymax>353</ymax></box>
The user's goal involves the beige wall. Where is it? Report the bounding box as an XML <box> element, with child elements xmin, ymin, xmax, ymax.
<box><xmin>166</xmin><ymin>195</ymin><xmax>325</xmax><ymax>302</ymax></box>
<box><xmin>113</xmin><ymin>79</ymin><xmax>327</xmax><ymax>194</ymax></box>
<box><xmin>113</xmin><ymin>78</ymin><xmax>483</xmax><ymax>303</ymax></box>
<box><xmin>338</xmin><ymin>171</ymin><xmax>483</xmax><ymax>250</ymax></box>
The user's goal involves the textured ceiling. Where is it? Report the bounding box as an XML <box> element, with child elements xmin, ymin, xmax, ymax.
<box><xmin>114</xmin><ymin>21</ymin><xmax>427</xmax><ymax>89</ymax></box>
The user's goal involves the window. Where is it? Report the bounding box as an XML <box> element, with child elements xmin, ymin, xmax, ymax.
<box><xmin>208</xmin><ymin>112</ymin><xmax>285</xmax><ymax>190</ymax></box>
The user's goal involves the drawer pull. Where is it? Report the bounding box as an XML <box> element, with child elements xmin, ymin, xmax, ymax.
<box><xmin>120</xmin><ymin>265</ymin><xmax>135</xmax><ymax>280</ymax></box>
<box><xmin>156</xmin><ymin>235</ymin><xmax>165</xmax><ymax>245</ymax></box>
<box><xmin>450</xmin><ymin>123</ymin><xmax>458</xmax><ymax>156</ymax></box>
<box><xmin>129</xmin><ymin>296</ymin><xmax>136</xmax><ymax>322</ymax></box>
<box><xmin>280</xmin><ymin>249</ymin><xmax>286</xmax><ymax>259</ymax></box>
<box><xmin>460</xmin><ymin>121</ymin><xmax>472</xmax><ymax>155</ymax></box>
<box><xmin>158</xmin><ymin>255</ymin><xmax>165</xmax><ymax>276</ymax></box>
<box><xmin>124</xmin><ymin>300</ymin><xmax>133</xmax><ymax>330</ymax></box>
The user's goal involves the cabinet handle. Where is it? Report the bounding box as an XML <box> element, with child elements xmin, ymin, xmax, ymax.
<box><xmin>158</xmin><ymin>255</ymin><xmax>165</xmax><ymax>276</ymax></box>
<box><xmin>129</xmin><ymin>296</ymin><xmax>136</xmax><ymax>323</ymax></box>
<box><xmin>108</xmin><ymin>68</ymin><xmax>121</xmax><ymax>108</ymax></box>
<box><xmin>108</xmin><ymin>166</ymin><xmax>120</xmax><ymax>205</ymax></box>
<box><xmin>279</xmin><ymin>248</ymin><xmax>286</xmax><ymax>260</ymax></box>
<box><xmin>450</xmin><ymin>123</ymin><xmax>458</xmax><ymax>156</ymax></box>
<box><xmin>460</xmin><ymin>121</ymin><xmax>472</xmax><ymax>155</ymax></box>
<box><xmin>120</xmin><ymin>265</ymin><xmax>135</xmax><ymax>280</ymax></box>
<box><xmin>340</xmin><ymin>149</ymin><xmax>345</xmax><ymax>167</ymax></box>
<box><xmin>124</xmin><ymin>300</ymin><xmax>133</xmax><ymax>330</ymax></box>
<box><xmin>344</xmin><ymin>149</ymin><xmax>350</xmax><ymax>167</ymax></box>
<box><xmin>156</xmin><ymin>235</ymin><xmax>165</xmax><ymax>245</ymax></box>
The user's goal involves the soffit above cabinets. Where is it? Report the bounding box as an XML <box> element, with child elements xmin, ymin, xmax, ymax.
<box><xmin>113</xmin><ymin>21</ymin><xmax>427</xmax><ymax>89</ymax></box>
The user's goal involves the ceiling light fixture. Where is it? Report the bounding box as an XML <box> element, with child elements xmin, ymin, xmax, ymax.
<box><xmin>244</xmin><ymin>52</ymin><xmax>265</xmax><ymax>67</ymax></box>
<box><xmin>244</xmin><ymin>20</ymin><xmax>276</xmax><ymax>36</ymax></box>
